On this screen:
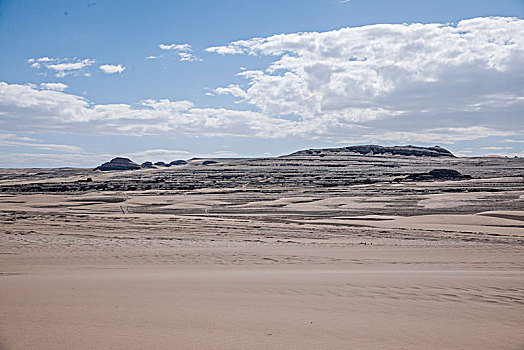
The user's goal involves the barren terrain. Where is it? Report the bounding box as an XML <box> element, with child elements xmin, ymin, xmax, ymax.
<box><xmin>0</xmin><ymin>152</ymin><xmax>523</xmax><ymax>349</ymax></box>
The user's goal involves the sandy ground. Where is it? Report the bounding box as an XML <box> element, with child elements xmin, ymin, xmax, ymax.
<box><xmin>0</xmin><ymin>156</ymin><xmax>523</xmax><ymax>349</ymax></box>
<box><xmin>1</xmin><ymin>244</ymin><xmax>523</xmax><ymax>350</ymax></box>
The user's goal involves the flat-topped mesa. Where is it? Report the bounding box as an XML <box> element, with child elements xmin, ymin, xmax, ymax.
<box><xmin>95</xmin><ymin>157</ymin><xmax>141</xmax><ymax>171</ymax></box>
<box><xmin>289</xmin><ymin>145</ymin><xmax>455</xmax><ymax>157</ymax></box>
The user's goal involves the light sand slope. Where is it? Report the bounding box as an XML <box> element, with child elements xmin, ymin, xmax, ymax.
<box><xmin>1</xmin><ymin>245</ymin><xmax>523</xmax><ymax>350</ymax></box>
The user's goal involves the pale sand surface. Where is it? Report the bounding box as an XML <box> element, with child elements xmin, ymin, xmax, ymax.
<box><xmin>1</xmin><ymin>156</ymin><xmax>523</xmax><ymax>349</ymax></box>
<box><xmin>1</xmin><ymin>245</ymin><xmax>523</xmax><ymax>350</ymax></box>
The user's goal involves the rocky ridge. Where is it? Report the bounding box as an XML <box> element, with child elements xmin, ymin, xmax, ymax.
<box><xmin>290</xmin><ymin>145</ymin><xmax>455</xmax><ymax>157</ymax></box>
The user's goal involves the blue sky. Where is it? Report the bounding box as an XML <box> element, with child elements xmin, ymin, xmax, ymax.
<box><xmin>0</xmin><ymin>0</ymin><xmax>523</xmax><ymax>167</ymax></box>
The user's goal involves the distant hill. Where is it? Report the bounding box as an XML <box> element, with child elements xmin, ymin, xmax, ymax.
<box><xmin>288</xmin><ymin>145</ymin><xmax>455</xmax><ymax>157</ymax></box>
<box><xmin>95</xmin><ymin>157</ymin><xmax>141</xmax><ymax>171</ymax></box>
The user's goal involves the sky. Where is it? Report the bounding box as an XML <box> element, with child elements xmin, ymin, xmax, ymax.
<box><xmin>0</xmin><ymin>0</ymin><xmax>523</xmax><ymax>167</ymax></box>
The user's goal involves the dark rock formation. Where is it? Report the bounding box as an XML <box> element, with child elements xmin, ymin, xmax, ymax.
<box><xmin>202</xmin><ymin>160</ymin><xmax>218</xmax><ymax>165</ymax></box>
<box><xmin>95</xmin><ymin>157</ymin><xmax>141</xmax><ymax>171</ymax></box>
<box><xmin>141</xmin><ymin>161</ymin><xmax>155</xmax><ymax>169</ymax></box>
<box><xmin>170</xmin><ymin>160</ymin><xmax>188</xmax><ymax>166</ymax></box>
<box><xmin>291</xmin><ymin>145</ymin><xmax>455</xmax><ymax>157</ymax></box>
<box><xmin>154</xmin><ymin>162</ymin><xmax>171</xmax><ymax>167</ymax></box>
<box><xmin>428</xmin><ymin>169</ymin><xmax>472</xmax><ymax>179</ymax></box>
<box><xmin>403</xmin><ymin>169</ymin><xmax>472</xmax><ymax>181</ymax></box>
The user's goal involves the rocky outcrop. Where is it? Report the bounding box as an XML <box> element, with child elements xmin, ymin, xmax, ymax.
<box><xmin>428</xmin><ymin>169</ymin><xmax>470</xmax><ymax>179</ymax></box>
<box><xmin>95</xmin><ymin>158</ymin><xmax>187</xmax><ymax>171</ymax></box>
<box><xmin>291</xmin><ymin>145</ymin><xmax>455</xmax><ymax>157</ymax></box>
<box><xmin>141</xmin><ymin>161</ymin><xmax>155</xmax><ymax>169</ymax></box>
<box><xmin>402</xmin><ymin>169</ymin><xmax>472</xmax><ymax>181</ymax></box>
<box><xmin>95</xmin><ymin>157</ymin><xmax>141</xmax><ymax>171</ymax></box>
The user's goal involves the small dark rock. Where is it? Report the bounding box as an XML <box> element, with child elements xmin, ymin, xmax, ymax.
<box><xmin>141</xmin><ymin>161</ymin><xmax>155</xmax><ymax>168</ymax></box>
<box><xmin>405</xmin><ymin>169</ymin><xmax>471</xmax><ymax>181</ymax></box>
<box><xmin>169</xmin><ymin>160</ymin><xmax>188</xmax><ymax>166</ymax></box>
<box><xmin>428</xmin><ymin>169</ymin><xmax>469</xmax><ymax>179</ymax></box>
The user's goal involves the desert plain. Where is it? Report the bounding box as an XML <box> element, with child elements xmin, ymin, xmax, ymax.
<box><xmin>0</xmin><ymin>147</ymin><xmax>523</xmax><ymax>349</ymax></box>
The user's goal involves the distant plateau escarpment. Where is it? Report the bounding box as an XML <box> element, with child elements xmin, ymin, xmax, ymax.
<box><xmin>290</xmin><ymin>145</ymin><xmax>455</xmax><ymax>157</ymax></box>
<box><xmin>94</xmin><ymin>145</ymin><xmax>456</xmax><ymax>172</ymax></box>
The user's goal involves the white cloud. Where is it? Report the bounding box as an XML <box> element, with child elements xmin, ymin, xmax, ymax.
<box><xmin>206</xmin><ymin>45</ymin><xmax>244</xmax><ymax>55</ymax></box>
<box><xmin>481</xmin><ymin>146</ymin><xmax>513</xmax><ymax>150</ymax></box>
<box><xmin>146</xmin><ymin>55</ymin><xmax>162</xmax><ymax>60</ymax></box>
<box><xmin>178</xmin><ymin>52</ymin><xmax>202</xmax><ymax>62</ymax></box>
<box><xmin>7</xmin><ymin>17</ymin><xmax>524</xmax><ymax>149</ymax></box>
<box><xmin>46</xmin><ymin>59</ymin><xmax>94</xmax><ymax>72</ymax></box>
<box><xmin>503</xmin><ymin>139</ymin><xmax>524</xmax><ymax>143</ymax></box>
<box><xmin>40</xmin><ymin>82</ymin><xmax>68</xmax><ymax>91</ymax></box>
<box><xmin>337</xmin><ymin>127</ymin><xmax>514</xmax><ymax>145</ymax></box>
<box><xmin>0</xmin><ymin>133</ymin><xmax>39</xmax><ymax>142</ymax></box>
<box><xmin>27</xmin><ymin>57</ymin><xmax>57</xmax><ymax>63</ymax></box>
<box><xmin>0</xmin><ymin>82</ymin><xmax>292</xmax><ymax>138</ymax></box>
<box><xmin>214</xmin><ymin>84</ymin><xmax>247</xmax><ymax>98</ymax></box>
<box><xmin>37</xmin><ymin>57</ymin><xmax>55</xmax><ymax>62</ymax></box>
<box><xmin>0</xmin><ymin>81</ymin><xmax>517</xmax><ymax>146</ymax></box>
<box><xmin>0</xmin><ymin>140</ymin><xmax>83</xmax><ymax>153</ymax></box>
<box><xmin>0</xmin><ymin>133</ymin><xmax>82</xmax><ymax>153</ymax></box>
<box><xmin>158</xmin><ymin>43</ymin><xmax>201</xmax><ymax>62</ymax></box>
<box><xmin>28</xmin><ymin>57</ymin><xmax>95</xmax><ymax>77</ymax></box>
<box><xmin>206</xmin><ymin>17</ymin><xmax>523</xmax><ymax>139</ymax></box>
<box><xmin>159</xmin><ymin>43</ymin><xmax>192</xmax><ymax>51</ymax></box>
<box><xmin>99</xmin><ymin>64</ymin><xmax>126</xmax><ymax>74</ymax></box>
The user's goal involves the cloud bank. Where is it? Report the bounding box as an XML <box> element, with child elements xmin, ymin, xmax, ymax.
<box><xmin>5</xmin><ymin>17</ymin><xmax>523</xmax><ymax>149</ymax></box>
<box><xmin>207</xmin><ymin>17</ymin><xmax>523</xmax><ymax>135</ymax></box>
<box><xmin>0</xmin><ymin>82</ymin><xmax>291</xmax><ymax>138</ymax></box>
